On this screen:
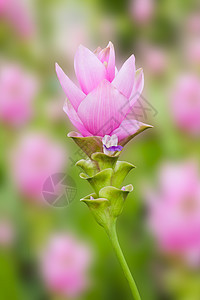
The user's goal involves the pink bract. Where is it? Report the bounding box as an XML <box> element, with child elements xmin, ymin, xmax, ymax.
<box><xmin>56</xmin><ymin>42</ymin><xmax>149</xmax><ymax>142</ymax></box>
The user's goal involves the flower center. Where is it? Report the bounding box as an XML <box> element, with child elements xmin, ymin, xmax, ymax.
<box><xmin>102</xmin><ymin>134</ymin><xmax>123</xmax><ymax>156</ymax></box>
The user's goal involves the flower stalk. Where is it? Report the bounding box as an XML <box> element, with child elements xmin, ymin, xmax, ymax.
<box><xmin>106</xmin><ymin>220</ymin><xmax>141</xmax><ymax>300</ymax></box>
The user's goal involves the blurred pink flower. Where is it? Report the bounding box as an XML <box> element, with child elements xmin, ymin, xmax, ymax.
<box><xmin>146</xmin><ymin>161</ymin><xmax>200</xmax><ymax>266</ymax></box>
<box><xmin>0</xmin><ymin>218</ymin><xmax>15</xmax><ymax>247</ymax></box>
<box><xmin>131</xmin><ymin>0</ymin><xmax>155</xmax><ymax>25</ymax></box>
<box><xmin>171</xmin><ymin>74</ymin><xmax>200</xmax><ymax>135</ymax></box>
<box><xmin>185</xmin><ymin>39</ymin><xmax>200</xmax><ymax>66</ymax></box>
<box><xmin>186</xmin><ymin>13</ymin><xmax>200</xmax><ymax>35</ymax></box>
<box><xmin>40</xmin><ymin>233</ymin><xmax>92</xmax><ymax>298</ymax></box>
<box><xmin>11</xmin><ymin>133</ymin><xmax>66</xmax><ymax>203</ymax></box>
<box><xmin>0</xmin><ymin>64</ymin><xmax>37</xmax><ymax>127</ymax></box>
<box><xmin>140</xmin><ymin>44</ymin><xmax>168</xmax><ymax>76</ymax></box>
<box><xmin>56</xmin><ymin>42</ymin><xmax>148</xmax><ymax>140</ymax></box>
<box><xmin>0</xmin><ymin>0</ymin><xmax>35</xmax><ymax>38</ymax></box>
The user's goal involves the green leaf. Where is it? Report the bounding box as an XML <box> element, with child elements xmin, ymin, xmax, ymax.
<box><xmin>80</xmin><ymin>168</ymin><xmax>113</xmax><ymax>195</ymax></box>
<box><xmin>80</xmin><ymin>193</ymin><xmax>110</xmax><ymax>227</ymax></box>
<box><xmin>119</xmin><ymin>122</ymin><xmax>153</xmax><ymax>147</ymax></box>
<box><xmin>99</xmin><ymin>184</ymin><xmax>133</xmax><ymax>218</ymax></box>
<box><xmin>112</xmin><ymin>161</ymin><xmax>135</xmax><ymax>188</ymax></box>
<box><xmin>91</xmin><ymin>152</ymin><xmax>119</xmax><ymax>170</ymax></box>
<box><xmin>76</xmin><ymin>159</ymin><xmax>99</xmax><ymax>177</ymax></box>
<box><xmin>68</xmin><ymin>131</ymin><xmax>102</xmax><ymax>158</ymax></box>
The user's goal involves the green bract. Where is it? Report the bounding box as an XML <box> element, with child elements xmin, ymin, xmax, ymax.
<box><xmin>71</xmin><ymin>135</ymin><xmax>138</xmax><ymax>230</ymax></box>
<box><xmin>68</xmin><ymin>127</ymin><xmax>151</xmax><ymax>230</ymax></box>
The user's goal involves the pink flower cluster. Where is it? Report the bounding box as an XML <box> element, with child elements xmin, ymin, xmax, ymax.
<box><xmin>147</xmin><ymin>161</ymin><xmax>200</xmax><ymax>266</ymax></box>
<box><xmin>40</xmin><ymin>233</ymin><xmax>92</xmax><ymax>298</ymax></box>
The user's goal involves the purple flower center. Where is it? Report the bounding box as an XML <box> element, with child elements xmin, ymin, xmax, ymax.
<box><xmin>103</xmin><ymin>145</ymin><xmax>123</xmax><ymax>152</ymax></box>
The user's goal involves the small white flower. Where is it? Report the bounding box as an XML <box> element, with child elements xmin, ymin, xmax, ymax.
<box><xmin>102</xmin><ymin>134</ymin><xmax>123</xmax><ymax>156</ymax></box>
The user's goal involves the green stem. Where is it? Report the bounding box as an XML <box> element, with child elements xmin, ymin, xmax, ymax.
<box><xmin>106</xmin><ymin>221</ymin><xmax>141</xmax><ymax>300</ymax></box>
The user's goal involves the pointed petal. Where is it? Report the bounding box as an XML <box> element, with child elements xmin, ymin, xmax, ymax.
<box><xmin>63</xmin><ymin>99</ymin><xmax>91</xmax><ymax>136</ymax></box>
<box><xmin>55</xmin><ymin>63</ymin><xmax>85</xmax><ymax>111</ymax></box>
<box><xmin>112</xmin><ymin>55</ymin><xmax>135</xmax><ymax>98</ymax></box>
<box><xmin>74</xmin><ymin>45</ymin><xmax>106</xmax><ymax>94</ymax></box>
<box><xmin>98</xmin><ymin>42</ymin><xmax>115</xmax><ymax>82</ymax></box>
<box><xmin>129</xmin><ymin>68</ymin><xmax>144</xmax><ymax>106</ymax></box>
<box><xmin>111</xmin><ymin>114</ymin><xmax>152</xmax><ymax>145</ymax></box>
<box><xmin>77</xmin><ymin>80</ymin><xmax>130</xmax><ymax>136</ymax></box>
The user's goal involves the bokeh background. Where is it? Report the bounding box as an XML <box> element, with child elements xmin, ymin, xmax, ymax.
<box><xmin>1</xmin><ymin>0</ymin><xmax>200</xmax><ymax>299</ymax></box>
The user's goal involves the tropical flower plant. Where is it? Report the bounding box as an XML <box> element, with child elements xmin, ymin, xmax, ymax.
<box><xmin>56</xmin><ymin>42</ymin><xmax>152</xmax><ymax>300</ymax></box>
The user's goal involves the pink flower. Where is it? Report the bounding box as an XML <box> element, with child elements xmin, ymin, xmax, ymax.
<box><xmin>0</xmin><ymin>64</ymin><xmax>37</xmax><ymax>127</ymax></box>
<box><xmin>186</xmin><ymin>13</ymin><xmax>200</xmax><ymax>35</ymax></box>
<box><xmin>146</xmin><ymin>161</ymin><xmax>200</xmax><ymax>267</ymax></box>
<box><xmin>171</xmin><ymin>74</ymin><xmax>200</xmax><ymax>135</ymax></box>
<box><xmin>0</xmin><ymin>0</ymin><xmax>35</xmax><ymax>38</ymax></box>
<box><xmin>40</xmin><ymin>233</ymin><xmax>92</xmax><ymax>298</ymax></box>
<box><xmin>11</xmin><ymin>133</ymin><xmax>66</xmax><ymax>203</ymax></box>
<box><xmin>130</xmin><ymin>0</ymin><xmax>155</xmax><ymax>25</ymax></box>
<box><xmin>56</xmin><ymin>42</ymin><xmax>148</xmax><ymax>142</ymax></box>
<box><xmin>185</xmin><ymin>38</ymin><xmax>200</xmax><ymax>66</ymax></box>
<box><xmin>142</xmin><ymin>45</ymin><xmax>168</xmax><ymax>76</ymax></box>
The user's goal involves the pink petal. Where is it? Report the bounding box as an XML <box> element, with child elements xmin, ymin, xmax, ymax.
<box><xmin>98</xmin><ymin>42</ymin><xmax>115</xmax><ymax>82</ymax></box>
<box><xmin>63</xmin><ymin>99</ymin><xmax>92</xmax><ymax>136</ymax></box>
<box><xmin>112</xmin><ymin>55</ymin><xmax>135</xmax><ymax>98</ymax></box>
<box><xmin>74</xmin><ymin>45</ymin><xmax>106</xmax><ymax>94</ymax></box>
<box><xmin>129</xmin><ymin>68</ymin><xmax>144</xmax><ymax>106</ymax></box>
<box><xmin>111</xmin><ymin>115</ymin><xmax>150</xmax><ymax>142</ymax></box>
<box><xmin>77</xmin><ymin>80</ymin><xmax>130</xmax><ymax>136</ymax></box>
<box><xmin>55</xmin><ymin>63</ymin><xmax>85</xmax><ymax>111</ymax></box>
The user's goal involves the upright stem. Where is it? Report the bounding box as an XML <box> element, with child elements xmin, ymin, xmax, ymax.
<box><xmin>106</xmin><ymin>221</ymin><xmax>141</xmax><ymax>300</ymax></box>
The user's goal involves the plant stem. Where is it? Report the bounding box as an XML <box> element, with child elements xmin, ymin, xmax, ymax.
<box><xmin>106</xmin><ymin>221</ymin><xmax>141</xmax><ymax>300</ymax></box>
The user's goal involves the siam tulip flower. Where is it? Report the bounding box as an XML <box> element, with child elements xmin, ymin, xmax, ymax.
<box><xmin>0</xmin><ymin>64</ymin><xmax>37</xmax><ymax>127</ymax></box>
<box><xmin>146</xmin><ymin>161</ymin><xmax>200</xmax><ymax>267</ymax></box>
<box><xmin>11</xmin><ymin>133</ymin><xmax>66</xmax><ymax>203</ymax></box>
<box><xmin>56</xmin><ymin>42</ymin><xmax>151</xmax><ymax>156</ymax></box>
<box><xmin>40</xmin><ymin>233</ymin><xmax>92</xmax><ymax>299</ymax></box>
<box><xmin>0</xmin><ymin>0</ymin><xmax>35</xmax><ymax>38</ymax></box>
<box><xmin>56</xmin><ymin>42</ymin><xmax>152</xmax><ymax>300</ymax></box>
<box><xmin>171</xmin><ymin>74</ymin><xmax>200</xmax><ymax>135</ymax></box>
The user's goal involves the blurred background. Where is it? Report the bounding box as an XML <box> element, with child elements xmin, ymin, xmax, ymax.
<box><xmin>0</xmin><ymin>0</ymin><xmax>200</xmax><ymax>299</ymax></box>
